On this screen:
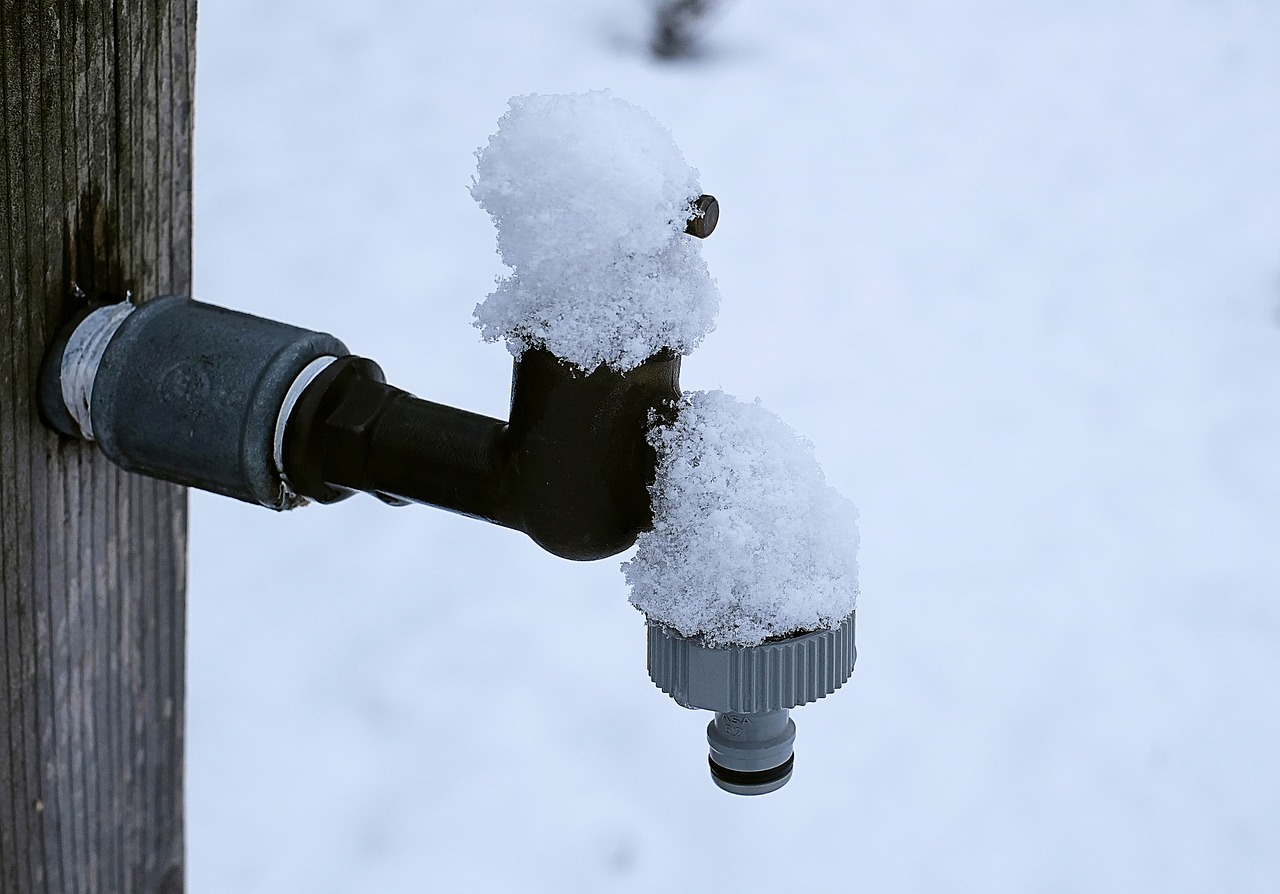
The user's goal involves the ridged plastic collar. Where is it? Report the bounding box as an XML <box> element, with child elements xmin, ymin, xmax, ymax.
<box><xmin>646</xmin><ymin>612</ymin><xmax>856</xmax><ymax>713</ymax></box>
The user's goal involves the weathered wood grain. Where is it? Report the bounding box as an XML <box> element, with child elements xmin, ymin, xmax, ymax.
<box><xmin>1</xmin><ymin>2</ymin><xmax>193</xmax><ymax>891</ymax></box>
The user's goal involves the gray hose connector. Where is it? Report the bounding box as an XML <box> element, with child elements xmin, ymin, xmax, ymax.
<box><xmin>646</xmin><ymin>612</ymin><xmax>856</xmax><ymax>794</ymax></box>
<box><xmin>47</xmin><ymin>296</ymin><xmax>348</xmax><ymax>509</ymax></box>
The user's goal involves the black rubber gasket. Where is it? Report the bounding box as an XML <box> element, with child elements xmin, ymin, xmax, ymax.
<box><xmin>708</xmin><ymin>754</ymin><xmax>795</xmax><ymax>789</ymax></box>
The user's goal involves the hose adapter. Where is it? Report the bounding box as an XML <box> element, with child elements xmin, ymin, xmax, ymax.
<box><xmin>646</xmin><ymin>613</ymin><xmax>857</xmax><ymax>794</ymax></box>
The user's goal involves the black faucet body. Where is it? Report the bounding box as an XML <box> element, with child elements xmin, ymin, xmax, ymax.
<box><xmin>283</xmin><ymin>346</ymin><xmax>681</xmax><ymax>560</ymax></box>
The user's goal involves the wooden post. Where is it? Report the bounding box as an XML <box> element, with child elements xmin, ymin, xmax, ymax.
<box><xmin>1</xmin><ymin>1</ymin><xmax>194</xmax><ymax>891</ymax></box>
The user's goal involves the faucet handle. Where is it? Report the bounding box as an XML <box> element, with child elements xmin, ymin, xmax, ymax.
<box><xmin>684</xmin><ymin>194</ymin><xmax>719</xmax><ymax>239</ymax></box>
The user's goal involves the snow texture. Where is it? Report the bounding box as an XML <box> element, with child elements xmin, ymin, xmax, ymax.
<box><xmin>471</xmin><ymin>90</ymin><xmax>719</xmax><ymax>372</ymax></box>
<box><xmin>625</xmin><ymin>391</ymin><xmax>859</xmax><ymax>647</ymax></box>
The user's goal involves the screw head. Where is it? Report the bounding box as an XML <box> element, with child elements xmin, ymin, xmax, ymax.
<box><xmin>685</xmin><ymin>194</ymin><xmax>719</xmax><ymax>239</ymax></box>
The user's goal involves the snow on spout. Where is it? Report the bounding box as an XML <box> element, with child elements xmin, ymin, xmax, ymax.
<box><xmin>470</xmin><ymin>91</ymin><xmax>719</xmax><ymax>372</ymax></box>
<box><xmin>624</xmin><ymin>391</ymin><xmax>860</xmax><ymax>648</ymax></box>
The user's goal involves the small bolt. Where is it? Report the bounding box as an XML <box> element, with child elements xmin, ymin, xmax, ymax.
<box><xmin>685</xmin><ymin>194</ymin><xmax>719</xmax><ymax>239</ymax></box>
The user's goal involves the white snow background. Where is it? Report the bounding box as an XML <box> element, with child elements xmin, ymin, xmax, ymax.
<box><xmin>189</xmin><ymin>1</ymin><xmax>1280</xmax><ymax>891</ymax></box>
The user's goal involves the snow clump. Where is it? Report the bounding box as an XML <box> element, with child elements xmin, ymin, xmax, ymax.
<box><xmin>624</xmin><ymin>391</ymin><xmax>860</xmax><ymax>647</ymax></box>
<box><xmin>471</xmin><ymin>91</ymin><xmax>719</xmax><ymax>372</ymax></box>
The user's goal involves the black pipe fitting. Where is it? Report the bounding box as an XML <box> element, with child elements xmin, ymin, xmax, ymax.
<box><xmin>506</xmin><ymin>348</ymin><xmax>681</xmax><ymax>559</ymax></box>
<box><xmin>281</xmin><ymin>347</ymin><xmax>681</xmax><ymax>560</ymax></box>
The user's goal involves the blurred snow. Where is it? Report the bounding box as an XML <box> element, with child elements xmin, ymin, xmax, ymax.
<box><xmin>626</xmin><ymin>390</ymin><xmax>858</xmax><ymax>646</ymax></box>
<box><xmin>189</xmin><ymin>1</ymin><xmax>1280</xmax><ymax>891</ymax></box>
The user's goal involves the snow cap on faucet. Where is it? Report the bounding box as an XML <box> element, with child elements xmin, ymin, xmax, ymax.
<box><xmin>625</xmin><ymin>390</ymin><xmax>861</xmax><ymax>647</ymax></box>
<box><xmin>471</xmin><ymin>90</ymin><xmax>719</xmax><ymax>373</ymax></box>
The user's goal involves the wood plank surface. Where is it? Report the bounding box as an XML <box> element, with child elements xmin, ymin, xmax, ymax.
<box><xmin>1</xmin><ymin>2</ymin><xmax>193</xmax><ymax>890</ymax></box>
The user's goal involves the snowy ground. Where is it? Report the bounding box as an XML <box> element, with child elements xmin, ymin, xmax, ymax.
<box><xmin>188</xmin><ymin>2</ymin><xmax>1280</xmax><ymax>891</ymax></box>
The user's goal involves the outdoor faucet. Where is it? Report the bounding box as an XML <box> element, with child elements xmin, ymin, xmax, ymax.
<box><xmin>39</xmin><ymin>184</ymin><xmax>855</xmax><ymax>796</ymax></box>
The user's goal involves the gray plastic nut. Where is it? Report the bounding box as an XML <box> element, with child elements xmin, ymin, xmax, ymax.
<box><xmin>646</xmin><ymin>612</ymin><xmax>857</xmax><ymax>713</ymax></box>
